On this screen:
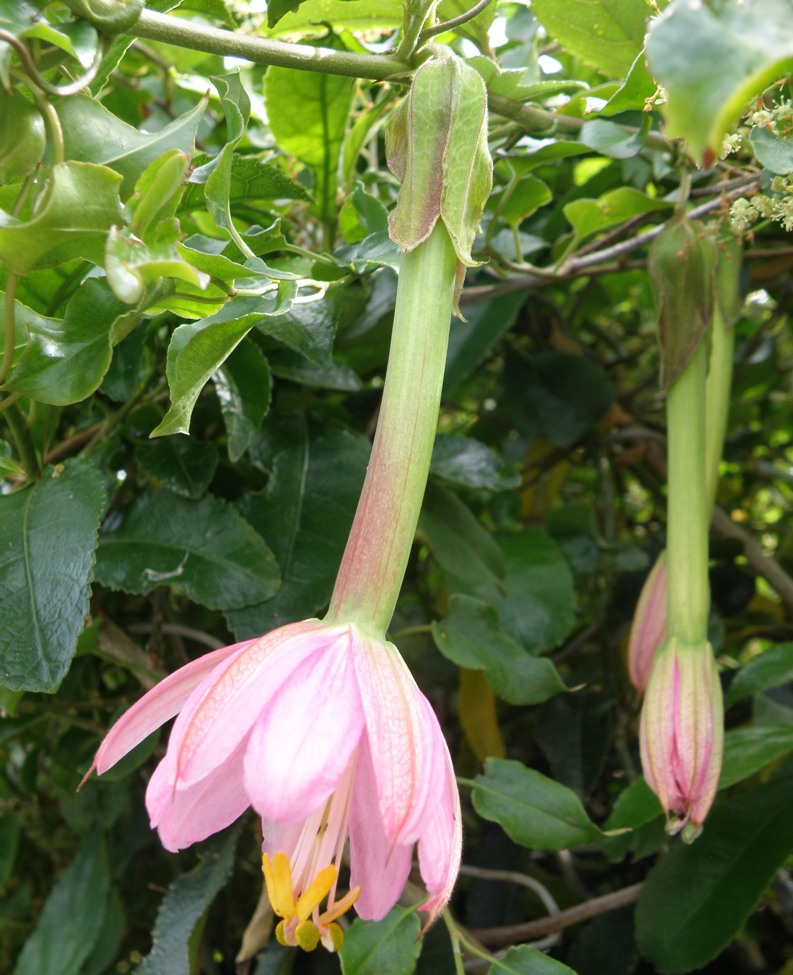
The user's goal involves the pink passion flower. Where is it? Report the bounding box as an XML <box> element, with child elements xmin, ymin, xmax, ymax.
<box><xmin>86</xmin><ymin>618</ymin><xmax>461</xmax><ymax>951</ymax></box>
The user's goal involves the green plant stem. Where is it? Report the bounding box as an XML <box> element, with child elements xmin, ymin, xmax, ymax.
<box><xmin>705</xmin><ymin>301</ymin><xmax>735</xmax><ymax>512</ymax></box>
<box><xmin>0</xmin><ymin>272</ymin><xmax>18</xmax><ymax>386</ymax></box>
<box><xmin>325</xmin><ymin>222</ymin><xmax>457</xmax><ymax>636</ymax></box>
<box><xmin>666</xmin><ymin>340</ymin><xmax>709</xmax><ymax>643</ymax></box>
<box><xmin>129</xmin><ymin>9</ymin><xmax>411</xmax><ymax>80</ymax></box>
<box><xmin>5</xmin><ymin>404</ymin><xmax>41</xmax><ymax>480</ymax></box>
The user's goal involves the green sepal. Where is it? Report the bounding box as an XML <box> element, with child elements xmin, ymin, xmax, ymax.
<box><xmin>648</xmin><ymin>215</ymin><xmax>717</xmax><ymax>390</ymax></box>
<box><xmin>386</xmin><ymin>53</ymin><xmax>492</xmax><ymax>267</ymax></box>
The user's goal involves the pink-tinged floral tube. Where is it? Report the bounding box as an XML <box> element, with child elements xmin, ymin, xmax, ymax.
<box><xmin>639</xmin><ymin>636</ymin><xmax>724</xmax><ymax>842</ymax></box>
<box><xmin>627</xmin><ymin>552</ymin><xmax>667</xmax><ymax>693</ymax></box>
<box><xmin>85</xmin><ymin>619</ymin><xmax>460</xmax><ymax>950</ymax></box>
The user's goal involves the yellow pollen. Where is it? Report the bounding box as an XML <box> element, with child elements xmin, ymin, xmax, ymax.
<box><xmin>261</xmin><ymin>852</ymin><xmax>360</xmax><ymax>952</ymax></box>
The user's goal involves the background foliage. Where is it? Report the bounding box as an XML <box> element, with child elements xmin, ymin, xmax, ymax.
<box><xmin>2</xmin><ymin>1</ymin><xmax>793</xmax><ymax>973</ymax></box>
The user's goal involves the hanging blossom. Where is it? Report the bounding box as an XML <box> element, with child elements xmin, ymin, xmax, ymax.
<box><xmin>86</xmin><ymin>619</ymin><xmax>460</xmax><ymax>950</ymax></box>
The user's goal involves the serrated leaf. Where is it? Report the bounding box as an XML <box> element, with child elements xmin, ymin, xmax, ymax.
<box><xmin>635</xmin><ymin>760</ymin><xmax>793</xmax><ymax>973</ymax></box>
<box><xmin>433</xmin><ymin>595</ymin><xmax>567</xmax><ymax>706</ymax></box>
<box><xmin>0</xmin><ymin>459</ymin><xmax>105</xmax><ymax>692</ymax></box>
<box><xmin>647</xmin><ymin>0</ymin><xmax>793</xmax><ymax>165</ymax></box>
<box><xmin>137</xmin><ymin>828</ymin><xmax>239</xmax><ymax>975</ymax></box>
<box><xmin>472</xmin><ymin>757</ymin><xmax>603</xmax><ymax>850</ymax></box>
<box><xmin>0</xmin><ymin>162</ymin><xmax>123</xmax><ymax>273</ymax></box>
<box><xmin>339</xmin><ymin>906</ymin><xmax>422</xmax><ymax>975</ymax></box>
<box><xmin>214</xmin><ymin>341</ymin><xmax>272</xmax><ymax>462</ymax></box>
<box><xmin>94</xmin><ymin>490</ymin><xmax>280</xmax><ymax>611</ymax></box>
<box><xmin>14</xmin><ymin>835</ymin><xmax>109</xmax><ymax>975</ymax></box>
<box><xmin>136</xmin><ymin>437</ymin><xmax>218</xmax><ymax>499</ymax></box>
<box><xmin>56</xmin><ymin>94</ymin><xmax>206</xmax><ymax>198</ymax></box>
<box><xmin>488</xmin><ymin>946</ymin><xmax>577</xmax><ymax>975</ymax></box>
<box><xmin>531</xmin><ymin>0</ymin><xmax>648</xmax><ymax>77</ymax></box>
<box><xmin>226</xmin><ymin>416</ymin><xmax>369</xmax><ymax>635</ymax></box>
<box><xmin>184</xmin><ymin>153</ymin><xmax>313</xmax><ymax>210</ymax></box>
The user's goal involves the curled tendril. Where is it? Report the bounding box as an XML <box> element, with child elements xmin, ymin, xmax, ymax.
<box><xmin>0</xmin><ymin>30</ymin><xmax>104</xmax><ymax>97</ymax></box>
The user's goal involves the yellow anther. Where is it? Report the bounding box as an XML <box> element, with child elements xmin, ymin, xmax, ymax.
<box><xmin>295</xmin><ymin>920</ymin><xmax>321</xmax><ymax>951</ymax></box>
<box><xmin>262</xmin><ymin>852</ymin><xmax>297</xmax><ymax>919</ymax></box>
<box><xmin>295</xmin><ymin>864</ymin><xmax>337</xmax><ymax>922</ymax></box>
<box><xmin>321</xmin><ymin>922</ymin><xmax>345</xmax><ymax>952</ymax></box>
<box><xmin>319</xmin><ymin>884</ymin><xmax>361</xmax><ymax>925</ymax></box>
<box><xmin>274</xmin><ymin>919</ymin><xmax>289</xmax><ymax>947</ymax></box>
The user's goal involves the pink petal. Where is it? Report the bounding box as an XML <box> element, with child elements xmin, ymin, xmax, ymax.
<box><xmin>352</xmin><ymin>638</ymin><xmax>424</xmax><ymax>841</ymax></box>
<box><xmin>243</xmin><ymin>630</ymin><xmax>365</xmax><ymax>821</ymax></box>
<box><xmin>261</xmin><ymin>817</ymin><xmax>305</xmax><ymax>859</ymax></box>
<box><xmin>417</xmin><ymin>745</ymin><xmax>462</xmax><ymax>926</ymax></box>
<box><xmin>349</xmin><ymin>736</ymin><xmax>413</xmax><ymax>920</ymax></box>
<box><xmin>146</xmin><ymin>737</ymin><xmax>250</xmax><ymax>852</ymax></box>
<box><xmin>92</xmin><ymin>639</ymin><xmax>253</xmax><ymax>776</ymax></box>
<box><xmin>168</xmin><ymin>619</ymin><xmax>327</xmax><ymax>788</ymax></box>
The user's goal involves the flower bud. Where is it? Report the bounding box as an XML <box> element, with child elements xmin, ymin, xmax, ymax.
<box><xmin>639</xmin><ymin>636</ymin><xmax>723</xmax><ymax>842</ymax></box>
<box><xmin>627</xmin><ymin>552</ymin><xmax>667</xmax><ymax>693</ymax></box>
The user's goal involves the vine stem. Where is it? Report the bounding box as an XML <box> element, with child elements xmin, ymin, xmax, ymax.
<box><xmin>0</xmin><ymin>272</ymin><xmax>19</xmax><ymax>386</ymax></box>
<box><xmin>5</xmin><ymin>404</ymin><xmax>41</xmax><ymax>481</ymax></box>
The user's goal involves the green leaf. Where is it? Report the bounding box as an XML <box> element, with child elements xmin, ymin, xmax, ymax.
<box><xmin>719</xmin><ymin>723</ymin><xmax>793</xmax><ymax>790</ymax></box>
<box><xmin>750</xmin><ymin>127</ymin><xmax>793</xmax><ymax>174</ymax></box>
<box><xmin>635</xmin><ymin>759</ymin><xmax>793</xmax><ymax>973</ymax></box>
<box><xmin>0</xmin><ymin>162</ymin><xmax>123</xmax><ymax>273</ymax></box>
<box><xmin>433</xmin><ymin>595</ymin><xmax>567</xmax><ymax>705</ymax></box>
<box><xmin>530</xmin><ymin>0</ymin><xmax>648</xmax><ymax>77</ymax></box>
<box><xmin>726</xmin><ymin>643</ymin><xmax>793</xmax><ymax>706</ymax></box>
<box><xmin>215</xmin><ymin>341</ymin><xmax>272</xmax><ymax>462</ymax></box>
<box><xmin>444</xmin><ymin>291</ymin><xmax>524</xmax><ymax>392</ymax></box>
<box><xmin>494</xmin><ymin>174</ymin><xmax>553</xmax><ymax>227</ymax></box>
<box><xmin>266</xmin><ymin>0</ymin><xmax>404</xmax><ymax>35</ymax></box>
<box><xmin>94</xmin><ymin>490</ymin><xmax>280</xmax><ymax>611</ymax></box>
<box><xmin>340</xmin><ymin>906</ymin><xmax>422</xmax><ymax>975</ymax></box>
<box><xmin>14</xmin><ymin>836</ymin><xmax>110</xmax><ymax>975</ymax></box>
<box><xmin>579</xmin><ymin>116</ymin><xmax>650</xmax><ymax>159</ymax></box>
<box><xmin>226</xmin><ymin>416</ymin><xmax>369</xmax><ymax>635</ymax></box>
<box><xmin>7</xmin><ymin>279</ymin><xmax>139</xmax><ymax>406</ymax></box>
<box><xmin>137</xmin><ymin>827</ymin><xmax>239</xmax><ymax>975</ymax></box>
<box><xmin>184</xmin><ymin>153</ymin><xmax>312</xmax><ymax>212</ymax></box>
<box><xmin>564</xmin><ymin>188</ymin><xmax>669</xmax><ymax>241</ymax></box>
<box><xmin>488</xmin><ymin>946</ymin><xmax>577</xmax><ymax>975</ymax></box>
<box><xmin>56</xmin><ymin>94</ymin><xmax>206</xmax><ymax>197</ymax></box>
<box><xmin>151</xmin><ymin>286</ymin><xmax>296</xmax><ymax>437</ymax></box>
<box><xmin>646</xmin><ymin>0</ymin><xmax>793</xmax><ymax>164</ymax></box>
<box><xmin>136</xmin><ymin>437</ymin><xmax>219</xmax><ymax>499</ymax></box>
<box><xmin>419</xmin><ymin>481</ymin><xmax>505</xmax><ymax>587</ymax></box>
<box><xmin>472</xmin><ymin>757</ymin><xmax>603</xmax><ymax>850</ymax></box>
<box><xmin>105</xmin><ymin>225</ymin><xmax>210</xmax><ymax>305</ymax></box>
<box><xmin>0</xmin><ymin>459</ymin><xmax>105</xmax><ymax>692</ymax></box>
<box><xmin>0</xmin><ymin>89</ymin><xmax>45</xmax><ymax>182</ymax></box>
<box><xmin>430</xmin><ymin>435</ymin><xmax>520</xmax><ymax>491</ymax></box>
<box><xmin>0</xmin><ymin>811</ymin><xmax>19</xmax><ymax>890</ymax></box>
<box><xmin>265</xmin><ymin>52</ymin><xmax>355</xmax><ymax>229</ymax></box>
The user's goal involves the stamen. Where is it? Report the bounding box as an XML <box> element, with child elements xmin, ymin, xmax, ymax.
<box><xmin>262</xmin><ymin>852</ymin><xmax>296</xmax><ymax>919</ymax></box>
<box><xmin>319</xmin><ymin>884</ymin><xmax>361</xmax><ymax>925</ymax></box>
<box><xmin>295</xmin><ymin>865</ymin><xmax>337</xmax><ymax>922</ymax></box>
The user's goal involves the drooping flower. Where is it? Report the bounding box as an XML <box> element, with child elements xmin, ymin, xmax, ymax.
<box><xmin>627</xmin><ymin>552</ymin><xmax>667</xmax><ymax>693</ymax></box>
<box><xmin>639</xmin><ymin>636</ymin><xmax>723</xmax><ymax>842</ymax></box>
<box><xmin>88</xmin><ymin>619</ymin><xmax>461</xmax><ymax>949</ymax></box>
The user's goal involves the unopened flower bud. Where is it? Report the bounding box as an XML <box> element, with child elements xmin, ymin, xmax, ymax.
<box><xmin>627</xmin><ymin>552</ymin><xmax>667</xmax><ymax>693</ymax></box>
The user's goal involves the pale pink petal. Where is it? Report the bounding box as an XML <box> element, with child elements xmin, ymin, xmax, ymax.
<box><xmin>243</xmin><ymin>632</ymin><xmax>365</xmax><ymax>821</ymax></box>
<box><xmin>92</xmin><ymin>639</ymin><xmax>253</xmax><ymax>776</ymax></box>
<box><xmin>349</xmin><ymin>737</ymin><xmax>413</xmax><ymax>920</ymax></box>
<box><xmin>146</xmin><ymin>738</ymin><xmax>250</xmax><ymax>852</ymax></box>
<box><xmin>417</xmin><ymin>745</ymin><xmax>462</xmax><ymax>925</ymax></box>
<box><xmin>398</xmin><ymin>692</ymin><xmax>446</xmax><ymax>845</ymax></box>
<box><xmin>168</xmin><ymin>619</ymin><xmax>328</xmax><ymax>788</ymax></box>
<box><xmin>352</xmin><ymin>637</ymin><xmax>424</xmax><ymax>841</ymax></box>
<box><xmin>261</xmin><ymin>817</ymin><xmax>305</xmax><ymax>858</ymax></box>
<box><xmin>627</xmin><ymin>553</ymin><xmax>667</xmax><ymax>692</ymax></box>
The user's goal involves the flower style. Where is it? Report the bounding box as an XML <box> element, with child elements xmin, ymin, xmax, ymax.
<box><xmin>627</xmin><ymin>552</ymin><xmax>667</xmax><ymax>693</ymax></box>
<box><xmin>88</xmin><ymin>619</ymin><xmax>461</xmax><ymax>950</ymax></box>
<box><xmin>639</xmin><ymin>636</ymin><xmax>723</xmax><ymax>842</ymax></box>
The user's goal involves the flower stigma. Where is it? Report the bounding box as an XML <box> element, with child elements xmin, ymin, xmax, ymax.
<box><xmin>262</xmin><ymin>758</ymin><xmax>360</xmax><ymax>952</ymax></box>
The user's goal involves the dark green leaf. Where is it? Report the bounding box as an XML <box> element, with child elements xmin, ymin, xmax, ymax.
<box><xmin>750</xmin><ymin>127</ymin><xmax>793</xmax><ymax>175</ymax></box>
<box><xmin>430</xmin><ymin>435</ymin><xmax>520</xmax><ymax>491</ymax></box>
<box><xmin>215</xmin><ymin>341</ymin><xmax>272</xmax><ymax>462</ymax></box>
<box><xmin>719</xmin><ymin>723</ymin><xmax>793</xmax><ymax>790</ymax></box>
<box><xmin>488</xmin><ymin>946</ymin><xmax>577</xmax><ymax>975</ymax></box>
<box><xmin>0</xmin><ymin>89</ymin><xmax>45</xmax><ymax>182</ymax></box>
<box><xmin>136</xmin><ymin>437</ymin><xmax>218</xmax><ymax>499</ymax></box>
<box><xmin>0</xmin><ymin>812</ymin><xmax>19</xmax><ymax>890</ymax></box>
<box><xmin>57</xmin><ymin>94</ymin><xmax>206</xmax><ymax>198</ymax></box>
<box><xmin>472</xmin><ymin>757</ymin><xmax>603</xmax><ymax>850</ymax></box>
<box><xmin>227</xmin><ymin>416</ymin><xmax>369</xmax><ymax>635</ymax></box>
<box><xmin>184</xmin><ymin>154</ymin><xmax>312</xmax><ymax>210</ymax></box>
<box><xmin>726</xmin><ymin>643</ymin><xmax>793</xmax><ymax>706</ymax></box>
<box><xmin>646</xmin><ymin>0</ymin><xmax>793</xmax><ymax>164</ymax></box>
<box><xmin>137</xmin><ymin>828</ymin><xmax>239</xmax><ymax>975</ymax></box>
<box><xmin>340</xmin><ymin>906</ymin><xmax>422</xmax><ymax>975</ymax></box>
<box><xmin>0</xmin><ymin>162</ymin><xmax>123</xmax><ymax>273</ymax></box>
<box><xmin>636</xmin><ymin>759</ymin><xmax>793</xmax><ymax>973</ymax></box>
<box><xmin>433</xmin><ymin>595</ymin><xmax>567</xmax><ymax>705</ymax></box>
<box><xmin>444</xmin><ymin>292</ymin><xmax>524</xmax><ymax>392</ymax></box>
<box><xmin>94</xmin><ymin>490</ymin><xmax>280</xmax><ymax>611</ymax></box>
<box><xmin>579</xmin><ymin>117</ymin><xmax>650</xmax><ymax>159</ymax></box>
<box><xmin>14</xmin><ymin>836</ymin><xmax>109</xmax><ymax>975</ymax></box>
<box><xmin>0</xmin><ymin>459</ymin><xmax>105</xmax><ymax>692</ymax></box>
<box><xmin>530</xmin><ymin>0</ymin><xmax>648</xmax><ymax>76</ymax></box>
